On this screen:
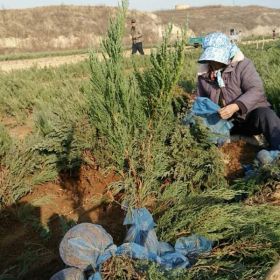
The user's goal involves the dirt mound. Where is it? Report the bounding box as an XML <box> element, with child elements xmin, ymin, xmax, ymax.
<box><xmin>0</xmin><ymin>163</ymin><xmax>125</xmax><ymax>279</ymax></box>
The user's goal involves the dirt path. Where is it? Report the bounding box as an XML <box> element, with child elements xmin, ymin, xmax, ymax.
<box><xmin>0</xmin><ymin>54</ymin><xmax>89</xmax><ymax>72</ymax></box>
<box><xmin>0</xmin><ymin>49</ymin><xmax>154</xmax><ymax>72</ymax></box>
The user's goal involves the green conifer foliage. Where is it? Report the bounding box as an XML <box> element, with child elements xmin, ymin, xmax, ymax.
<box><xmin>88</xmin><ymin>0</ymin><xmax>148</xmax><ymax>170</ymax></box>
<box><xmin>0</xmin><ymin>124</ymin><xmax>12</xmax><ymax>158</ymax></box>
<box><xmin>134</xmin><ymin>25</ymin><xmax>186</xmax><ymax>117</ymax></box>
<box><xmin>154</xmin><ymin>186</ymin><xmax>280</xmax><ymax>279</ymax></box>
<box><xmin>87</xmin><ymin>2</ymin><xmax>280</xmax><ymax>279</ymax></box>
<box><xmin>87</xmin><ymin>0</ymin><xmax>225</xmax><ymax>209</ymax></box>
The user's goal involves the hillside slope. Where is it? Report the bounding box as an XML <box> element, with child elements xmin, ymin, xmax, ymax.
<box><xmin>0</xmin><ymin>5</ymin><xmax>181</xmax><ymax>54</ymax></box>
<box><xmin>156</xmin><ymin>5</ymin><xmax>280</xmax><ymax>36</ymax></box>
<box><xmin>0</xmin><ymin>5</ymin><xmax>279</xmax><ymax>53</ymax></box>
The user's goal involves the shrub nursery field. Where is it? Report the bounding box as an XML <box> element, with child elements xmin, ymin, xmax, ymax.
<box><xmin>0</xmin><ymin>2</ymin><xmax>280</xmax><ymax>279</ymax></box>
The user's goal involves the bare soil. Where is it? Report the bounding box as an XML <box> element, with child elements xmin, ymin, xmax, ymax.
<box><xmin>220</xmin><ymin>140</ymin><xmax>260</xmax><ymax>181</ymax></box>
<box><xmin>220</xmin><ymin>140</ymin><xmax>280</xmax><ymax>205</ymax></box>
<box><xmin>0</xmin><ymin>164</ymin><xmax>125</xmax><ymax>279</ymax></box>
<box><xmin>0</xmin><ymin>54</ymin><xmax>88</xmax><ymax>72</ymax></box>
<box><xmin>1</xmin><ymin>116</ymin><xmax>33</xmax><ymax>139</ymax></box>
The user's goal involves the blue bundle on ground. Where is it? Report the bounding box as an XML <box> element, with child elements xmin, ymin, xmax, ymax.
<box><xmin>59</xmin><ymin>223</ymin><xmax>117</xmax><ymax>270</ymax></box>
<box><xmin>123</xmin><ymin>208</ymin><xmax>159</xmax><ymax>255</ymax></box>
<box><xmin>184</xmin><ymin>97</ymin><xmax>233</xmax><ymax>144</ymax></box>
<box><xmin>243</xmin><ymin>149</ymin><xmax>280</xmax><ymax>179</ymax></box>
<box><xmin>50</xmin><ymin>268</ymin><xmax>86</xmax><ymax>280</ymax></box>
<box><xmin>175</xmin><ymin>235</ymin><xmax>213</xmax><ymax>259</ymax></box>
<box><xmin>51</xmin><ymin>208</ymin><xmax>213</xmax><ymax>279</ymax></box>
<box><xmin>120</xmin><ymin>208</ymin><xmax>190</xmax><ymax>269</ymax></box>
<box><xmin>257</xmin><ymin>149</ymin><xmax>280</xmax><ymax>165</ymax></box>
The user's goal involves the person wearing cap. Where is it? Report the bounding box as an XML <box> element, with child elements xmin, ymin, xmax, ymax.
<box><xmin>197</xmin><ymin>32</ymin><xmax>280</xmax><ymax>150</ymax></box>
<box><xmin>130</xmin><ymin>19</ymin><xmax>145</xmax><ymax>55</ymax></box>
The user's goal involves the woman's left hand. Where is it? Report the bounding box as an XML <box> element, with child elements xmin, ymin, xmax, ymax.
<box><xmin>219</xmin><ymin>104</ymin><xmax>239</xmax><ymax>120</ymax></box>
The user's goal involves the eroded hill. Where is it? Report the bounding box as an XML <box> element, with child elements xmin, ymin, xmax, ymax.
<box><xmin>0</xmin><ymin>5</ymin><xmax>279</xmax><ymax>53</ymax></box>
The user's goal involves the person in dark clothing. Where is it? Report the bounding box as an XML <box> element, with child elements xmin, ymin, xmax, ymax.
<box><xmin>196</xmin><ymin>32</ymin><xmax>280</xmax><ymax>151</ymax></box>
<box><xmin>130</xmin><ymin>19</ymin><xmax>145</xmax><ymax>55</ymax></box>
<box><xmin>273</xmin><ymin>29</ymin><xmax>276</xmax><ymax>40</ymax></box>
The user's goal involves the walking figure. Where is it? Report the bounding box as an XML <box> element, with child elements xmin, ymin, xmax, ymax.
<box><xmin>131</xmin><ymin>19</ymin><xmax>145</xmax><ymax>55</ymax></box>
<box><xmin>273</xmin><ymin>29</ymin><xmax>276</xmax><ymax>40</ymax></box>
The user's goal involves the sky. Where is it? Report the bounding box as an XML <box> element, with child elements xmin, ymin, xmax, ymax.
<box><xmin>0</xmin><ymin>0</ymin><xmax>279</xmax><ymax>10</ymax></box>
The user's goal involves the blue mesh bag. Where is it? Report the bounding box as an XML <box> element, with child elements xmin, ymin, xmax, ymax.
<box><xmin>123</xmin><ymin>208</ymin><xmax>155</xmax><ymax>231</ymax></box>
<box><xmin>192</xmin><ymin>97</ymin><xmax>233</xmax><ymax>137</ymax></box>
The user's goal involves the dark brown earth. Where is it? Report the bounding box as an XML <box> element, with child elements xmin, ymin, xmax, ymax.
<box><xmin>220</xmin><ymin>140</ymin><xmax>260</xmax><ymax>181</ymax></box>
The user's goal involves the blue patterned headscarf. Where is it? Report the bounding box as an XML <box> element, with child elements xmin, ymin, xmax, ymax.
<box><xmin>198</xmin><ymin>32</ymin><xmax>240</xmax><ymax>65</ymax></box>
<box><xmin>198</xmin><ymin>32</ymin><xmax>240</xmax><ymax>87</ymax></box>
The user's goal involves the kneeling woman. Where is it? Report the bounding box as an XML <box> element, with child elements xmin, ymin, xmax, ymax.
<box><xmin>197</xmin><ymin>32</ymin><xmax>280</xmax><ymax>150</ymax></box>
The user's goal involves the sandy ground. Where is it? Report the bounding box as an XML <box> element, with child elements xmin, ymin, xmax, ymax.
<box><xmin>0</xmin><ymin>48</ymin><xmax>154</xmax><ymax>72</ymax></box>
<box><xmin>0</xmin><ymin>53</ymin><xmax>89</xmax><ymax>72</ymax></box>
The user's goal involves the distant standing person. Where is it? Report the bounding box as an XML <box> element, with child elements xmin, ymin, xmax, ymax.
<box><xmin>273</xmin><ymin>29</ymin><xmax>276</xmax><ymax>40</ymax></box>
<box><xmin>130</xmin><ymin>19</ymin><xmax>145</xmax><ymax>55</ymax></box>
